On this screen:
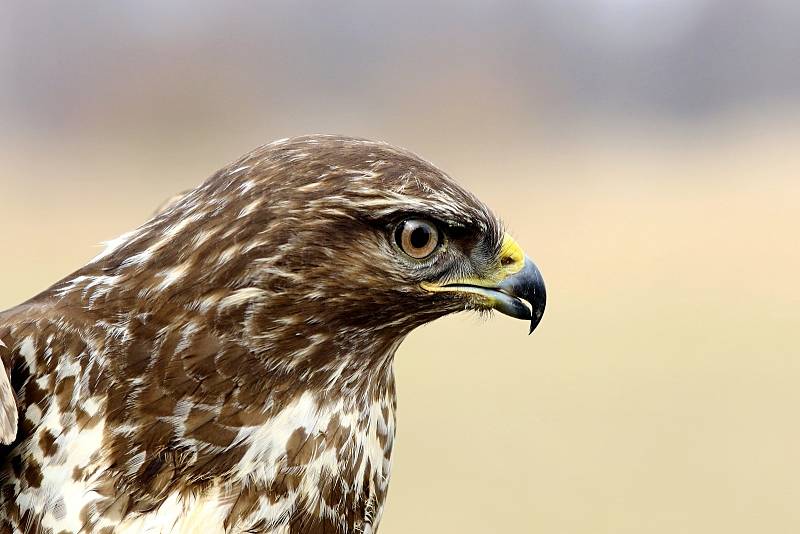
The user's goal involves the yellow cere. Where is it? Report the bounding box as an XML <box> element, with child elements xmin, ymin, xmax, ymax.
<box><xmin>498</xmin><ymin>233</ymin><xmax>525</xmax><ymax>276</ymax></box>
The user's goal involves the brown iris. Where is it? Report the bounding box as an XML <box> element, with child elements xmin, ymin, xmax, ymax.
<box><xmin>395</xmin><ymin>219</ymin><xmax>440</xmax><ymax>259</ymax></box>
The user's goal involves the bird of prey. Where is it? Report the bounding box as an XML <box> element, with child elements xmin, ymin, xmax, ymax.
<box><xmin>0</xmin><ymin>135</ymin><xmax>545</xmax><ymax>533</ymax></box>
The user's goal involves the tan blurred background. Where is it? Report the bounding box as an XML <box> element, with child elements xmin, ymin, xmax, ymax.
<box><xmin>2</xmin><ymin>1</ymin><xmax>800</xmax><ymax>532</ymax></box>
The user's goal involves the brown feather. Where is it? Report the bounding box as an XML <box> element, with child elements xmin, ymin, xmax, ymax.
<box><xmin>0</xmin><ymin>135</ymin><xmax>507</xmax><ymax>533</ymax></box>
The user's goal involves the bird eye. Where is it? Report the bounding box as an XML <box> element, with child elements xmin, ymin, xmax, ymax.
<box><xmin>395</xmin><ymin>219</ymin><xmax>440</xmax><ymax>259</ymax></box>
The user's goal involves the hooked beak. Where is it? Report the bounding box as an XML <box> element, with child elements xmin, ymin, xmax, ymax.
<box><xmin>421</xmin><ymin>234</ymin><xmax>546</xmax><ymax>334</ymax></box>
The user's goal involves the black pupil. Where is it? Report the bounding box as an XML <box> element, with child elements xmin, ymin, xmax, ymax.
<box><xmin>410</xmin><ymin>225</ymin><xmax>431</xmax><ymax>249</ymax></box>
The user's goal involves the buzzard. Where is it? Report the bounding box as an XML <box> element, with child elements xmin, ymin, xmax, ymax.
<box><xmin>0</xmin><ymin>135</ymin><xmax>545</xmax><ymax>533</ymax></box>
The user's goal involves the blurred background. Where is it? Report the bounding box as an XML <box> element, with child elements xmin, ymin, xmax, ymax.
<box><xmin>1</xmin><ymin>1</ymin><xmax>799</xmax><ymax>532</ymax></box>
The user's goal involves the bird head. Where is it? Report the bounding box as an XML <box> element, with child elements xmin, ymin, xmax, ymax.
<box><xmin>89</xmin><ymin>135</ymin><xmax>545</xmax><ymax>357</ymax></box>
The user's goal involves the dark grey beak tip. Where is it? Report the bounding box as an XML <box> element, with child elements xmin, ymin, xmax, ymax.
<box><xmin>497</xmin><ymin>257</ymin><xmax>546</xmax><ymax>335</ymax></box>
<box><xmin>529</xmin><ymin>294</ymin><xmax>546</xmax><ymax>335</ymax></box>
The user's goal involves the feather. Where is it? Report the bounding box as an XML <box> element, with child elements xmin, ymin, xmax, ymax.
<box><xmin>0</xmin><ymin>135</ymin><xmax>512</xmax><ymax>534</ymax></box>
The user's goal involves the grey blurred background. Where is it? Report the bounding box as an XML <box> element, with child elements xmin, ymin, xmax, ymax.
<box><xmin>2</xmin><ymin>2</ymin><xmax>800</xmax><ymax>533</ymax></box>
